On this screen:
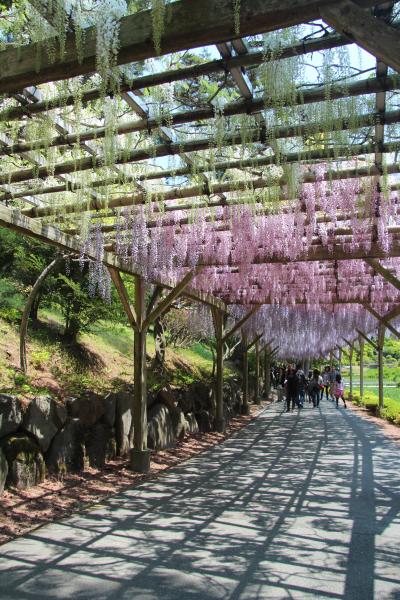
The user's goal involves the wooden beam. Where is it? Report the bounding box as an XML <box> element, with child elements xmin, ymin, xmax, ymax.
<box><xmin>7</xmin><ymin>147</ymin><xmax>400</xmax><ymax>208</ymax></box>
<box><xmin>108</xmin><ymin>267</ymin><xmax>137</xmax><ymax>330</ymax></box>
<box><xmin>381</xmin><ymin>304</ymin><xmax>400</xmax><ymax>323</ymax></box>
<box><xmin>4</xmin><ymin>72</ymin><xmax>399</xmax><ymax>158</ymax></box>
<box><xmin>10</xmin><ymin>109</ymin><xmax>400</xmax><ymax>191</ymax></box>
<box><xmin>0</xmin><ymin>0</ymin><xmax>385</xmax><ymax>93</ymax></box>
<box><xmin>0</xmin><ymin>33</ymin><xmax>350</xmax><ymax>123</ymax></box>
<box><xmin>259</xmin><ymin>338</ymin><xmax>276</xmax><ymax>355</ymax></box>
<box><xmin>222</xmin><ymin>306</ymin><xmax>260</xmax><ymax>344</ymax></box>
<box><xmin>142</xmin><ymin>270</ymin><xmax>198</xmax><ymax>330</ymax></box>
<box><xmin>364</xmin><ymin>258</ymin><xmax>400</xmax><ymax>293</ymax></box>
<box><xmin>0</xmin><ymin>203</ymin><xmax>226</xmax><ymax>312</ymax></box>
<box><xmin>363</xmin><ymin>304</ymin><xmax>400</xmax><ymax>339</ymax></box>
<box><xmin>356</xmin><ymin>328</ymin><xmax>378</xmax><ymax>350</ymax></box>
<box><xmin>321</xmin><ymin>1</ymin><xmax>400</xmax><ymax>73</ymax></box>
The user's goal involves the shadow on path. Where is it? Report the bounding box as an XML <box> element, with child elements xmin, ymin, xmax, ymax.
<box><xmin>0</xmin><ymin>401</ymin><xmax>399</xmax><ymax>599</ymax></box>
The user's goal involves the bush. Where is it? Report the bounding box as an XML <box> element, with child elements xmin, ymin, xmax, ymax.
<box><xmin>351</xmin><ymin>392</ymin><xmax>400</xmax><ymax>425</ymax></box>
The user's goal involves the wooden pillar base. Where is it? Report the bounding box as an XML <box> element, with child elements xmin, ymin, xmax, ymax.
<box><xmin>130</xmin><ymin>449</ymin><xmax>151</xmax><ymax>473</ymax></box>
<box><xmin>241</xmin><ymin>405</ymin><xmax>250</xmax><ymax>416</ymax></box>
<box><xmin>215</xmin><ymin>417</ymin><xmax>226</xmax><ymax>432</ymax></box>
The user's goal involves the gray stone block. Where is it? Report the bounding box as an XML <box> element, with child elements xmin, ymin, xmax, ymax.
<box><xmin>23</xmin><ymin>396</ymin><xmax>67</xmax><ymax>453</ymax></box>
<box><xmin>1</xmin><ymin>433</ymin><xmax>45</xmax><ymax>490</ymax></box>
<box><xmin>85</xmin><ymin>423</ymin><xmax>116</xmax><ymax>469</ymax></box>
<box><xmin>46</xmin><ymin>418</ymin><xmax>85</xmax><ymax>474</ymax></box>
<box><xmin>147</xmin><ymin>403</ymin><xmax>175</xmax><ymax>450</ymax></box>
<box><xmin>0</xmin><ymin>394</ymin><xmax>23</xmax><ymax>438</ymax></box>
<box><xmin>0</xmin><ymin>448</ymin><xmax>8</xmax><ymax>494</ymax></box>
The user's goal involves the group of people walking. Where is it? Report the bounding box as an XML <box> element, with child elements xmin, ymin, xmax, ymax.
<box><xmin>272</xmin><ymin>364</ymin><xmax>346</xmax><ymax>412</ymax></box>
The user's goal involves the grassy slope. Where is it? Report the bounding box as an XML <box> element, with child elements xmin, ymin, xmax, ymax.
<box><xmin>0</xmin><ymin>278</ymin><xmax>224</xmax><ymax>399</ymax></box>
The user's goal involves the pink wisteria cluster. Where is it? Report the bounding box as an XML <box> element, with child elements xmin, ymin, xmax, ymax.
<box><xmin>80</xmin><ymin>168</ymin><xmax>400</xmax><ymax>327</ymax></box>
<box><xmin>107</xmin><ymin>171</ymin><xmax>399</xmax><ymax>286</ymax></box>
<box><xmin>190</xmin><ymin>259</ymin><xmax>400</xmax><ymax>306</ymax></box>
<box><xmin>238</xmin><ymin>304</ymin><xmax>379</xmax><ymax>359</ymax></box>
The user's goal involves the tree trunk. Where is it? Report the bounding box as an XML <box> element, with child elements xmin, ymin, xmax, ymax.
<box><xmin>20</xmin><ymin>256</ymin><xmax>62</xmax><ymax>374</ymax></box>
<box><xmin>153</xmin><ymin>317</ymin><xmax>166</xmax><ymax>368</ymax></box>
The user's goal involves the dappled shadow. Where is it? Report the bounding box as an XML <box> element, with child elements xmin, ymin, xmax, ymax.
<box><xmin>0</xmin><ymin>401</ymin><xmax>399</xmax><ymax>599</ymax></box>
<box><xmin>29</xmin><ymin>318</ymin><xmax>105</xmax><ymax>373</ymax></box>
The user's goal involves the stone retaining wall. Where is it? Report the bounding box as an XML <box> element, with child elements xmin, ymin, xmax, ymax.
<box><xmin>0</xmin><ymin>378</ymin><xmax>243</xmax><ymax>493</ymax></box>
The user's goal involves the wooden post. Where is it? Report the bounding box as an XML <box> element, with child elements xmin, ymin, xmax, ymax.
<box><xmin>338</xmin><ymin>347</ymin><xmax>342</xmax><ymax>372</ymax></box>
<box><xmin>264</xmin><ymin>349</ymin><xmax>271</xmax><ymax>400</ymax></box>
<box><xmin>212</xmin><ymin>307</ymin><xmax>225</xmax><ymax>432</ymax></box>
<box><xmin>131</xmin><ymin>275</ymin><xmax>151</xmax><ymax>473</ymax></box>
<box><xmin>359</xmin><ymin>334</ymin><xmax>364</xmax><ymax>399</ymax></box>
<box><xmin>255</xmin><ymin>339</ymin><xmax>260</xmax><ymax>405</ymax></box>
<box><xmin>378</xmin><ymin>323</ymin><xmax>385</xmax><ymax>410</ymax></box>
<box><xmin>242</xmin><ymin>332</ymin><xmax>249</xmax><ymax>415</ymax></box>
<box><xmin>349</xmin><ymin>343</ymin><xmax>353</xmax><ymax>398</ymax></box>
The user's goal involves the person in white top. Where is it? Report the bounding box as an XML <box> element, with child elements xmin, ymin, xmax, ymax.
<box><xmin>322</xmin><ymin>366</ymin><xmax>331</xmax><ymax>401</ymax></box>
<box><xmin>308</xmin><ymin>368</ymin><xmax>323</xmax><ymax>408</ymax></box>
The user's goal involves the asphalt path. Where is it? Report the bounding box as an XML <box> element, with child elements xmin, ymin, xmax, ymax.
<box><xmin>0</xmin><ymin>399</ymin><xmax>399</xmax><ymax>599</ymax></box>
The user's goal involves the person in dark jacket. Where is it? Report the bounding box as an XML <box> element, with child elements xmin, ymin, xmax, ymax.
<box><xmin>295</xmin><ymin>364</ymin><xmax>306</xmax><ymax>408</ymax></box>
<box><xmin>285</xmin><ymin>365</ymin><xmax>297</xmax><ymax>412</ymax></box>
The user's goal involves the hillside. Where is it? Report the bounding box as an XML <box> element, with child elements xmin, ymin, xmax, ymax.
<box><xmin>0</xmin><ymin>276</ymin><xmax>224</xmax><ymax>399</ymax></box>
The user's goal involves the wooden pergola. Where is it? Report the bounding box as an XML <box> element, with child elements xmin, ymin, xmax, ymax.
<box><xmin>0</xmin><ymin>0</ymin><xmax>400</xmax><ymax>472</ymax></box>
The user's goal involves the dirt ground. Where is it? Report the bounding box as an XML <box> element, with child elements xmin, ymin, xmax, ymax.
<box><xmin>0</xmin><ymin>403</ymin><xmax>267</xmax><ymax>546</ymax></box>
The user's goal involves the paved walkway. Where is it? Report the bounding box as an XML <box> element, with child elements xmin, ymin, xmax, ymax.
<box><xmin>0</xmin><ymin>400</ymin><xmax>399</xmax><ymax>600</ymax></box>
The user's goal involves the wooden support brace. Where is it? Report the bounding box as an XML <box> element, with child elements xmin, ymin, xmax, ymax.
<box><xmin>364</xmin><ymin>258</ymin><xmax>400</xmax><ymax>293</ymax></box>
<box><xmin>222</xmin><ymin>306</ymin><xmax>260</xmax><ymax>344</ymax></box>
<box><xmin>356</xmin><ymin>328</ymin><xmax>378</xmax><ymax>351</ymax></box>
<box><xmin>321</xmin><ymin>1</ymin><xmax>400</xmax><ymax>74</ymax></box>
<box><xmin>142</xmin><ymin>270</ymin><xmax>198</xmax><ymax>330</ymax></box>
<box><xmin>247</xmin><ymin>332</ymin><xmax>263</xmax><ymax>351</ymax></box>
<box><xmin>363</xmin><ymin>304</ymin><xmax>400</xmax><ymax>340</ymax></box>
<box><xmin>108</xmin><ymin>267</ymin><xmax>137</xmax><ymax>330</ymax></box>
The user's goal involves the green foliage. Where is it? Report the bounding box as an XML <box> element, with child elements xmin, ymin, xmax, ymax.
<box><xmin>352</xmin><ymin>392</ymin><xmax>400</xmax><ymax>426</ymax></box>
<box><xmin>0</xmin><ymin>228</ymin><xmax>126</xmax><ymax>341</ymax></box>
<box><xmin>30</xmin><ymin>349</ymin><xmax>51</xmax><ymax>369</ymax></box>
